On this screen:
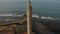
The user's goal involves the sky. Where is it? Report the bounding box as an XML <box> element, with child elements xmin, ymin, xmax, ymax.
<box><xmin>0</xmin><ymin>0</ymin><xmax>59</xmax><ymax>2</ymax></box>
<box><xmin>0</xmin><ymin>0</ymin><xmax>60</xmax><ymax>2</ymax></box>
<box><xmin>31</xmin><ymin>0</ymin><xmax>60</xmax><ymax>3</ymax></box>
<box><xmin>34</xmin><ymin>0</ymin><xmax>59</xmax><ymax>3</ymax></box>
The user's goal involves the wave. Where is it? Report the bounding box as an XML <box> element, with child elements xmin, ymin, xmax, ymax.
<box><xmin>0</xmin><ymin>13</ymin><xmax>60</xmax><ymax>21</ymax></box>
<box><xmin>40</xmin><ymin>16</ymin><xmax>55</xmax><ymax>20</ymax></box>
<box><xmin>32</xmin><ymin>14</ymin><xmax>39</xmax><ymax>18</ymax></box>
<box><xmin>32</xmin><ymin>14</ymin><xmax>60</xmax><ymax>20</ymax></box>
<box><xmin>0</xmin><ymin>13</ymin><xmax>22</xmax><ymax>17</ymax></box>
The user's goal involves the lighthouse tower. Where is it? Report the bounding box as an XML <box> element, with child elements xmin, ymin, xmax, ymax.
<box><xmin>27</xmin><ymin>0</ymin><xmax>32</xmax><ymax>34</ymax></box>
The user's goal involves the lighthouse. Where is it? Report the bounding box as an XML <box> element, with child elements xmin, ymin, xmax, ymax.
<box><xmin>27</xmin><ymin>0</ymin><xmax>32</xmax><ymax>34</ymax></box>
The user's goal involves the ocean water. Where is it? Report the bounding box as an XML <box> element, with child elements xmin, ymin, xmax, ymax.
<box><xmin>0</xmin><ymin>0</ymin><xmax>60</xmax><ymax>18</ymax></box>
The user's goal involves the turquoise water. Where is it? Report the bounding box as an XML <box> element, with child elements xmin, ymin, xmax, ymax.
<box><xmin>0</xmin><ymin>1</ymin><xmax>60</xmax><ymax>18</ymax></box>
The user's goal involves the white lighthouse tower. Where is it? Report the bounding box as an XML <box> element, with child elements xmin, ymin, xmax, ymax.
<box><xmin>27</xmin><ymin>0</ymin><xmax>32</xmax><ymax>34</ymax></box>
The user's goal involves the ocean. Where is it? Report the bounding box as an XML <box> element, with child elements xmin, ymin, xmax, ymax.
<box><xmin>0</xmin><ymin>0</ymin><xmax>60</xmax><ymax>18</ymax></box>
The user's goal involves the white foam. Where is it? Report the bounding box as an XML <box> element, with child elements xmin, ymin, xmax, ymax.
<box><xmin>32</xmin><ymin>14</ymin><xmax>39</xmax><ymax>18</ymax></box>
<box><xmin>32</xmin><ymin>14</ymin><xmax>60</xmax><ymax>20</ymax></box>
<box><xmin>0</xmin><ymin>13</ymin><xmax>17</xmax><ymax>16</ymax></box>
<box><xmin>0</xmin><ymin>13</ymin><xmax>59</xmax><ymax>20</ymax></box>
<box><xmin>40</xmin><ymin>16</ymin><xmax>57</xmax><ymax>20</ymax></box>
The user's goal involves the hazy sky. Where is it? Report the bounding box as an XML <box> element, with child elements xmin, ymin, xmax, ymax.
<box><xmin>31</xmin><ymin>0</ymin><xmax>60</xmax><ymax>2</ymax></box>
<box><xmin>0</xmin><ymin>0</ymin><xmax>60</xmax><ymax>3</ymax></box>
<box><xmin>0</xmin><ymin>0</ymin><xmax>59</xmax><ymax>2</ymax></box>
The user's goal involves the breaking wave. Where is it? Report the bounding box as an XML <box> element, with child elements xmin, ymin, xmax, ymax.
<box><xmin>32</xmin><ymin>14</ymin><xmax>60</xmax><ymax>20</ymax></box>
<box><xmin>0</xmin><ymin>13</ymin><xmax>23</xmax><ymax>17</ymax></box>
<box><xmin>0</xmin><ymin>13</ymin><xmax>60</xmax><ymax>21</ymax></box>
